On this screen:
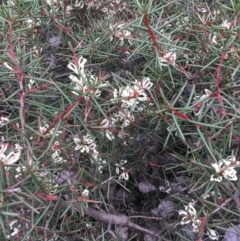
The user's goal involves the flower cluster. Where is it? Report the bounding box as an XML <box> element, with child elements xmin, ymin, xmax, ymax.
<box><xmin>74</xmin><ymin>134</ymin><xmax>97</xmax><ymax>154</ymax></box>
<box><xmin>96</xmin><ymin>77</ymin><xmax>153</xmax><ymax>141</ymax></box>
<box><xmin>115</xmin><ymin>159</ymin><xmax>129</xmax><ymax>181</ymax></box>
<box><xmin>74</xmin><ymin>133</ymin><xmax>107</xmax><ymax>173</ymax></box>
<box><xmin>68</xmin><ymin>57</ymin><xmax>108</xmax><ymax>99</ymax></box>
<box><xmin>209</xmin><ymin>20</ymin><xmax>232</xmax><ymax>45</ymax></box>
<box><xmin>96</xmin><ymin>77</ymin><xmax>152</xmax><ymax>142</ymax></box>
<box><xmin>39</xmin><ymin>121</ymin><xmax>62</xmax><ymax>137</ymax></box>
<box><xmin>179</xmin><ymin>201</ymin><xmax>200</xmax><ymax>230</ymax></box>
<box><xmin>51</xmin><ymin>141</ymin><xmax>67</xmax><ymax>164</ymax></box>
<box><xmin>99</xmin><ymin>118</ymin><xmax>117</xmax><ymax>141</ymax></box>
<box><xmin>99</xmin><ymin>110</ymin><xmax>135</xmax><ymax>141</ymax></box>
<box><xmin>109</xmin><ymin>22</ymin><xmax>132</xmax><ymax>46</ymax></box>
<box><xmin>159</xmin><ymin>52</ymin><xmax>177</xmax><ymax>66</ymax></box>
<box><xmin>210</xmin><ymin>155</ymin><xmax>239</xmax><ymax>182</ymax></box>
<box><xmin>61</xmin><ymin>0</ymin><xmax>127</xmax><ymax>17</ymax></box>
<box><xmin>112</xmin><ymin>77</ymin><xmax>153</xmax><ymax>111</ymax></box>
<box><xmin>45</xmin><ymin>0</ymin><xmax>84</xmax><ymax>16</ymax></box>
<box><xmin>179</xmin><ymin>201</ymin><xmax>218</xmax><ymax>240</ymax></box>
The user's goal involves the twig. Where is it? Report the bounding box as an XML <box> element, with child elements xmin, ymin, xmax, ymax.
<box><xmin>59</xmin><ymin>199</ymin><xmax>160</xmax><ymax>238</ymax></box>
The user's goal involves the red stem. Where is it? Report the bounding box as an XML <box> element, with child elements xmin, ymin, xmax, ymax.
<box><xmin>215</xmin><ymin>52</ymin><xmax>225</xmax><ymax>116</ymax></box>
<box><xmin>8</xmin><ymin>20</ymin><xmax>26</xmax><ymax>131</ymax></box>
<box><xmin>168</xmin><ymin>106</ymin><xmax>189</xmax><ymax>121</ymax></box>
<box><xmin>43</xmin><ymin>96</ymin><xmax>84</xmax><ymax>136</ymax></box>
<box><xmin>143</xmin><ymin>11</ymin><xmax>160</xmax><ymax>52</ymax></box>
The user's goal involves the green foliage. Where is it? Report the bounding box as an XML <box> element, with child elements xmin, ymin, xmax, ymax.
<box><xmin>0</xmin><ymin>0</ymin><xmax>240</xmax><ymax>240</ymax></box>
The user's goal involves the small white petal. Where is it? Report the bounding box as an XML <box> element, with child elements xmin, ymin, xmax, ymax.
<box><xmin>180</xmin><ymin>216</ymin><xmax>191</xmax><ymax>225</ymax></box>
<box><xmin>210</xmin><ymin>174</ymin><xmax>222</xmax><ymax>182</ymax></box>
<box><xmin>207</xmin><ymin>228</ymin><xmax>219</xmax><ymax>240</ymax></box>
<box><xmin>82</xmin><ymin>189</ymin><xmax>89</xmax><ymax>197</ymax></box>
<box><xmin>113</xmin><ymin>89</ymin><xmax>118</xmax><ymax>99</ymax></box>
<box><xmin>119</xmin><ymin>172</ymin><xmax>129</xmax><ymax>181</ymax></box>
<box><xmin>226</xmin><ymin>155</ymin><xmax>236</xmax><ymax>162</ymax></box>
<box><xmin>138</xmin><ymin>92</ymin><xmax>148</xmax><ymax>102</ymax></box>
<box><xmin>187</xmin><ymin>204</ymin><xmax>197</xmax><ymax>216</ymax></box>
<box><xmin>67</xmin><ymin>62</ymin><xmax>78</xmax><ymax>74</ymax></box>
<box><xmin>105</xmin><ymin>131</ymin><xmax>115</xmax><ymax>141</ymax></box>
<box><xmin>141</xmin><ymin>77</ymin><xmax>153</xmax><ymax>90</ymax></box>
<box><xmin>211</xmin><ymin>163</ymin><xmax>221</xmax><ymax>173</ymax></box>
<box><xmin>4</xmin><ymin>62</ymin><xmax>14</xmax><ymax>71</ymax></box>
<box><xmin>178</xmin><ymin>210</ymin><xmax>187</xmax><ymax>216</ymax></box>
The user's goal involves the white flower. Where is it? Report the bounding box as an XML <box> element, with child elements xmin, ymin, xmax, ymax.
<box><xmin>112</xmin><ymin>77</ymin><xmax>152</xmax><ymax>111</ymax></box>
<box><xmin>45</xmin><ymin>0</ymin><xmax>57</xmax><ymax>5</ymax></box>
<box><xmin>7</xmin><ymin>220</ymin><xmax>20</xmax><ymax>239</ymax></box>
<box><xmin>74</xmin><ymin>134</ymin><xmax>97</xmax><ymax>153</ymax></box>
<box><xmin>105</xmin><ymin>130</ymin><xmax>115</xmax><ymax>141</ymax></box>
<box><xmin>89</xmin><ymin>149</ymin><xmax>99</xmax><ymax>163</ymax></box>
<box><xmin>82</xmin><ymin>189</ymin><xmax>89</xmax><ymax>197</ymax></box>
<box><xmin>210</xmin><ymin>156</ymin><xmax>239</xmax><ymax>182</ymax></box>
<box><xmin>159</xmin><ymin>180</ymin><xmax>171</xmax><ymax>194</ymax></box>
<box><xmin>68</xmin><ymin>57</ymin><xmax>87</xmax><ymax>79</ymax></box>
<box><xmin>179</xmin><ymin>203</ymin><xmax>197</xmax><ymax>225</ymax></box>
<box><xmin>95</xmin><ymin>156</ymin><xmax>107</xmax><ymax>173</ymax></box>
<box><xmin>39</xmin><ymin>121</ymin><xmax>49</xmax><ymax>134</ymax></box>
<box><xmin>198</xmin><ymin>89</ymin><xmax>212</xmax><ymax>101</ymax></box>
<box><xmin>115</xmin><ymin>160</ymin><xmax>128</xmax><ymax>181</ymax></box>
<box><xmin>119</xmin><ymin>172</ymin><xmax>129</xmax><ymax>181</ymax></box>
<box><xmin>120</xmin><ymin>85</ymin><xmax>134</xmax><ymax>98</ymax></box>
<box><xmin>222</xmin><ymin>167</ymin><xmax>238</xmax><ymax>181</ymax></box>
<box><xmin>110</xmin><ymin>23</ymin><xmax>132</xmax><ymax>45</ymax></box>
<box><xmin>27</xmin><ymin>79</ymin><xmax>36</xmax><ymax>90</ymax></box>
<box><xmin>98</xmin><ymin>165</ymin><xmax>104</xmax><ymax>173</ymax></box>
<box><xmin>139</xmin><ymin>77</ymin><xmax>153</xmax><ymax>90</ymax></box>
<box><xmin>118</xmin><ymin>84</ymin><xmax>139</xmax><ymax>110</ymax></box>
<box><xmin>51</xmin><ymin>141</ymin><xmax>66</xmax><ymax>164</ymax></box>
<box><xmin>0</xmin><ymin>116</ymin><xmax>9</xmax><ymax>127</ymax></box>
<box><xmin>221</xmin><ymin>20</ymin><xmax>231</xmax><ymax>29</ymax></box>
<box><xmin>115</xmin><ymin>110</ymin><xmax>135</xmax><ymax>127</ymax></box>
<box><xmin>100</xmin><ymin>118</ymin><xmax>116</xmax><ymax>141</ymax></box>
<box><xmin>68</xmin><ymin>57</ymin><xmax>107</xmax><ymax>98</ymax></box>
<box><xmin>39</xmin><ymin>121</ymin><xmax>62</xmax><ymax>137</ymax></box>
<box><xmin>159</xmin><ymin>52</ymin><xmax>176</xmax><ymax>66</ymax></box>
<box><xmin>35</xmin><ymin>171</ymin><xmax>58</xmax><ymax>193</ymax></box>
<box><xmin>66</xmin><ymin>5</ymin><xmax>73</xmax><ymax>16</ymax></box>
<box><xmin>194</xmin><ymin>89</ymin><xmax>212</xmax><ymax>116</ymax></box>
<box><xmin>74</xmin><ymin>0</ymin><xmax>84</xmax><ymax>8</ymax></box>
<box><xmin>8</xmin><ymin>228</ymin><xmax>19</xmax><ymax>238</ymax></box>
<box><xmin>192</xmin><ymin>219</ymin><xmax>201</xmax><ymax>232</ymax></box>
<box><xmin>207</xmin><ymin>227</ymin><xmax>219</xmax><ymax>240</ymax></box>
<box><xmin>0</xmin><ymin>143</ymin><xmax>22</xmax><ymax>165</ymax></box>
<box><xmin>97</xmin><ymin>158</ymin><xmax>107</xmax><ymax>173</ymax></box>
<box><xmin>209</xmin><ymin>33</ymin><xmax>218</xmax><ymax>45</ymax></box>
<box><xmin>210</xmin><ymin>174</ymin><xmax>223</xmax><ymax>182</ymax></box>
<box><xmin>15</xmin><ymin>166</ymin><xmax>27</xmax><ymax>179</ymax></box>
